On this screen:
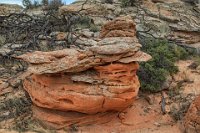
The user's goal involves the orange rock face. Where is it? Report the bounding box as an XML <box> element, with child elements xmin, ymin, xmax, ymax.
<box><xmin>32</xmin><ymin>105</ymin><xmax>118</xmax><ymax>129</ymax></box>
<box><xmin>24</xmin><ymin>62</ymin><xmax>140</xmax><ymax>114</ymax></box>
<box><xmin>183</xmin><ymin>95</ymin><xmax>200</xmax><ymax>133</ymax></box>
<box><xmin>17</xmin><ymin>16</ymin><xmax>152</xmax><ymax>129</ymax></box>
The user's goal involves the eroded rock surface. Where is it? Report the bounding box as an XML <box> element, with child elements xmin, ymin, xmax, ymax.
<box><xmin>24</xmin><ymin>62</ymin><xmax>140</xmax><ymax>114</ymax></box>
<box><xmin>59</xmin><ymin>0</ymin><xmax>200</xmax><ymax>53</ymax></box>
<box><xmin>99</xmin><ymin>16</ymin><xmax>136</xmax><ymax>38</ymax></box>
<box><xmin>0</xmin><ymin>4</ymin><xmax>22</xmax><ymax>16</ymax></box>
<box><xmin>183</xmin><ymin>95</ymin><xmax>200</xmax><ymax>133</ymax></box>
<box><xmin>17</xmin><ymin>16</ymin><xmax>151</xmax><ymax>129</ymax></box>
<box><xmin>17</xmin><ymin>37</ymin><xmax>151</xmax><ymax>74</ymax></box>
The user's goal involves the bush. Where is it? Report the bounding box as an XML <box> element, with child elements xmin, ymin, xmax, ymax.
<box><xmin>75</xmin><ymin>16</ymin><xmax>94</xmax><ymax>29</ymax></box>
<box><xmin>104</xmin><ymin>0</ymin><xmax>114</xmax><ymax>4</ymax></box>
<box><xmin>89</xmin><ymin>24</ymin><xmax>100</xmax><ymax>32</ymax></box>
<box><xmin>138</xmin><ymin>38</ymin><xmax>189</xmax><ymax>92</ymax></box>
<box><xmin>22</xmin><ymin>0</ymin><xmax>32</xmax><ymax>9</ymax></box>
<box><xmin>48</xmin><ymin>0</ymin><xmax>63</xmax><ymax>10</ymax></box>
<box><xmin>42</xmin><ymin>0</ymin><xmax>64</xmax><ymax>10</ymax></box>
<box><xmin>22</xmin><ymin>0</ymin><xmax>41</xmax><ymax>9</ymax></box>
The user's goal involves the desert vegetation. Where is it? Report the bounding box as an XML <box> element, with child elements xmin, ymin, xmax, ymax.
<box><xmin>22</xmin><ymin>0</ymin><xmax>64</xmax><ymax>9</ymax></box>
<box><xmin>0</xmin><ymin>0</ymin><xmax>200</xmax><ymax>132</ymax></box>
<box><xmin>138</xmin><ymin>38</ymin><xmax>189</xmax><ymax>92</ymax></box>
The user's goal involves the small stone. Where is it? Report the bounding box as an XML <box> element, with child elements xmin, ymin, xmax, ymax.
<box><xmin>0</xmin><ymin>82</ymin><xmax>9</xmax><ymax>90</ymax></box>
<box><xmin>154</xmin><ymin>122</ymin><xmax>161</xmax><ymax>127</ymax></box>
<box><xmin>0</xmin><ymin>48</ymin><xmax>11</xmax><ymax>56</ymax></box>
<box><xmin>165</xmin><ymin>105</ymin><xmax>171</xmax><ymax>113</ymax></box>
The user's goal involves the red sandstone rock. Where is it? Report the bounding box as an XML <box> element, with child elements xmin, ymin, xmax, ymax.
<box><xmin>24</xmin><ymin>62</ymin><xmax>140</xmax><ymax>114</ymax></box>
<box><xmin>183</xmin><ymin>95</ymin><xmax>200</xmax><ymax>133</ymax></box>
<box><xmin>32</xmin><ymin>105</ymin><xmax>117</xmax><ymax>129</ymax></box>
<box><xmin>17</xmin><ymin>16</ymin><xmax>152</xmax><ymax>129</ymax></box>
<box><xmin>99</xmin><ymin>16</ymin><xmax>136</xmax><ymax>38</ymax></box>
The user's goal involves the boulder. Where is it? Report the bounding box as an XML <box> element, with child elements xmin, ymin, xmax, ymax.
<box><xmin>0</xmin><ymin>4</ymin><xmax>22</xmax><ymax>16</ymax></box>
<box><xmin>99</xmin><ymin>16</ymin><xmax>136</xmax><ymax>38</ymax></box>
<box><xmin>137</xmin><ymin>0</ymin><xmax>200</xmax><ymax>46</ymax></box>
<box><xmin>23</xmin><ymin>62</ymin><xmax>140</xmax><ymax>114</ymax></box>
<box><xmin>17</xmin><ymin>37</ymin><xmax>151</xmax><ymax>74</ymax></box>
<box><xmin>32</xmin><ymin>105</ymin><xmax>117</xmax><ymax>129</ymax></box>
<box><xmin>17</xmin><ymin>16</ymin><xmax>151</xmax><ymax>128</ymax></box>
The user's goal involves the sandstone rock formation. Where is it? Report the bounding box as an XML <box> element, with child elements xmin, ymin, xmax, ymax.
<box><xmin>59</xmin><ymin>0</ymin><xmax>200</xmax><ymax>53</ymax></box>
<box><xmin>99</xmin><ymin>16</ymin><xmax>136</xmax><ymax>38</ymax></box>
<box><xmin>137</xmin><ymin>0</ymin><xmax>200</xmax><ymax>53</ymax></box>
<box><xmin>23</xmin><ymin>62</ymin><xmax>140</xmax><ymax>114</ymax></box>
<box><xmin>183</xmin><ymin>95</ymin><xmax>200</xmax><ymax>133</ymax></box>
<box><xmin>17</xmin><ymin>16</ymin><xmax>151</xmax><ymax>129</ymax></box>
<box><xmin>0</xmin><ymin>4</ymin><xmax>22</xmax><ymax>16</ymax></box>
<box><xmin>17</xmin><ymin>37</ymin><xmax>151</xmax><ymax>74</ymax></box>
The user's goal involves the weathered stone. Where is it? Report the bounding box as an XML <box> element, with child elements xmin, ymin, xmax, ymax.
<box><xmin>178</xmin><ymin>42</ymin><xmax>200</xmax><ymax>55</ymax></box>
<box><xmin>23</xmin><ymin>62</ymin><xmax>140</xmax><ymax>114</ymax></box>
<box><xmin>161</xmin><ymin>75</ymin><xmax>173</xmax><ymax>90</ymax></box>
<box><xmin>137</xmin><ymin>0</ymin><xmax>200</xmax><ymax>47</ymax></box>
<box><xmin>16</xmin><ymin>37</ymin><xmax>149</xmax><ymax>74</ymax></box>
<box><xmin>100</xmin><ymin>16</ymin><xmax>136</xmax><ymax>38</ymax></box>
<box><xmin>32</xmin><ymin>105</ymin><xmax>117</xmax><ymax>129</ymax></box>
<box><xmin>52</xmin><ymin>32</ymin><xmax>68</xmax><ymax>41</ymax></box>
<box><xmin>59</xmin><ymin>2</ymin><xmax>107</xmax><ymax>16</ymax></box>
<box><xmin>0</xmin><ymin>4</ymin><xmax>22</xmax><ymax>16</ymax></box>
<box><xmin>80</xmin><ymin>29</ymin><xmax>95</xmax><ymax>38</ymax></box>
<box><xmin>117</xmin><ymin>51</ymin><xmax>152</xmax><ymax>63</ymax></box>
<box><xmin>183</xmin><ymin>95</ymin><xmax>200</xmax><ymax>133</ymax></box>
<box><xmin>90</xmin><ymin>37</ymin><xmax>141</xmax><ymax>55</ymax></box>
<box><xmin>0</xmin><ymin>82</ymin><xmax>9</xmax><ymax>90</ymax></box>
<box><xmin>38</xmin><ymin>35</ymin><xmax>51</xmax><ymax>40</ymax></box>
<box><xmin>75</xmin><ymin>37</ymin><xmax>97</xmax><ymax>47</ymax></box>
<box><xmin>17</xmin><ymin>16</ymin><xmax>151</xmax><ymax>128</ymax></box>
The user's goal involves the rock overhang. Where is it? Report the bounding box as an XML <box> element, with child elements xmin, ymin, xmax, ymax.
<box><xmin>16</xmin><ymin>15</ymin><xmax>152</xmax><ymax>128</ymax></box>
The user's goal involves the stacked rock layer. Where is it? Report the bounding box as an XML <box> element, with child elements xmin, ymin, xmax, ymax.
<box><xmin>17</xmin><ymin>16</ymin><xmax>151</xmax><ymax>129</ymax></box>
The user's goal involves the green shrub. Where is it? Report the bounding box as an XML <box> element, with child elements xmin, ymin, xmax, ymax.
<box><xmin>46</xmin><ymin>0</ymin><xmax>64</xmax><ymax>10</ymax></box>
<box><xmin>22</xmin><ymin>0</ymin><xmax>41</xmax><ymax>9</ymax></box>
<box><xmin>75</xmin><ymin>16</ymin><xmax>92</xmax><ymax>28</ymax></box>
<box><xmin>22</xmin><ymin>0</ymin><xmax>32</xmax><ymax>9</ymax></box>
<box><xmin>75</xmin><ymin>16</ymin><xmax>96</xmax><ymax>30</ymax></box>
<box><xmin>138</xmin><ymin>38</ymin><xmax>189</xmax><ymax>92</ymax></box>
<box><xmin>105</xmin><ymin>0</ymin><xmax>114</xmax><ymax>4</ymax></box>
<box><xmin>120</xmin><ymin>0</ymin><xmax>137</xmax><ymax>7</ymax></box>
<box><xmin>89</xmin><ymin>24</ymin><xmax>100</xmax><ymax>32</ymax></box>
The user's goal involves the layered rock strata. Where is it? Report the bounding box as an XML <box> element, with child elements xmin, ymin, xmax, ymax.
<box><xmin>17</xmin><ymin>16</ymin><xmax>151</xmax><ymax>128</ymax></box>
<box><xmin>99</xmin><ymin>16</ymin><xmax>136</xmax><ymax>38</ymax></box>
